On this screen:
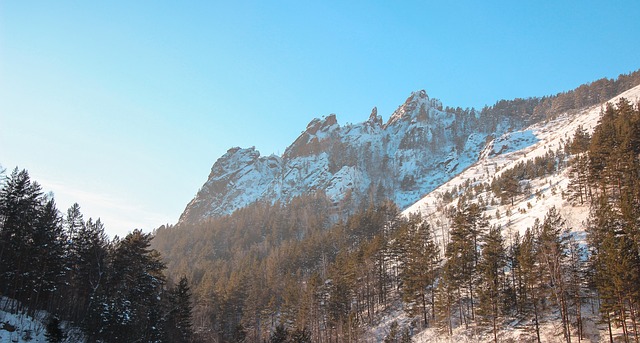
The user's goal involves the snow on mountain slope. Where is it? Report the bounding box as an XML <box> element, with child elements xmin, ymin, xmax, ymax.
<box><xmin>179</xmin><ymin>90</ymin><xmax>514</xmax><ymax>225</ymax></box>
<box><xmin>376</xmin><ymin>84</ymin><xmax>640</xmax><ymax>343</ymax></box>
<box><xmin>404</xmin><ymin>84</ymin><xmax>640</xmax><ymax>228</ymax></box>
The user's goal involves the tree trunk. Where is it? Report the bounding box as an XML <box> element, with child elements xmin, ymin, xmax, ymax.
<box><xmin>532</xmin><ymin>288</ymin><xmax>541</xmax><ymax>343</ymax></box>
<box><xmin>607</xmin><ymin>311</ymin><xmax>614</xmax><ymax>343</ymax></box>
<box><xmin>628</xmin><ymin>301</ymin><xmax>639</xmax><ymax>343</ymax></box>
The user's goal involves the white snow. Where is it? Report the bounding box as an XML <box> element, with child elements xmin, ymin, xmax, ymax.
<box><xmin>0</xmin><ymin>298</ymin><xmax>85</xmax><ymax>343</ymax></box>
<box><xmin>387</xmin><ymin>84</ymin><xmax>640</xmax><ymax>343</ymax></box>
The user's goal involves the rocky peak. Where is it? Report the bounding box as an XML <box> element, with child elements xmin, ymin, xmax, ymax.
<box><xmin>284</xmin><ymin>114</ymin><xmax>339</xmax><ymax>159</ymax></box>
<box><xmin>209</xmin><ymin>146</ymin><xmax>261</xmax><ymax>179</ymax></box>
<box><xmin>305</xmin><ymin>114</ymin><xmax>338</xmax><ymax>135</ymax></box>
<box><xmin>367</xmin><ymin>107</ymin><xmax>383</xmax><ymax>127</ymax></box>
<box><xmin>386</xmin><ymin>90</ymin><xmax>432</xmax><ymax>126</ymax></box>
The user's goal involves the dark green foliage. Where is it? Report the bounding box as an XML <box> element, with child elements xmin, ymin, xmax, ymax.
<box><xmin>568</xmin><ymin>125</ymin><xmax>591</xmax><ymax>154</ymax></box>
<box><xmin>165</xmin><ymin>276</ymin><xmax>194</xmax><ymax>343</ymax></box>
<box><xmin>584</xmin><ymin>100</ymin><xmax>640</xmax><ymax>342</ymax></box>
<box><xmin>0</xmin><ymin>169</ymin><xmax>67</xmax><ymax>311</ymax></box>
<box><xmin>517</xmin><ymin>227</ymin><xmax>542</xmax><ymax>343</ymax></box>
<box><xmin>290</xmin><ymin>327</ymin><xmax>312</xmax><ymax>343</ymax></box>
<box><xmin>491</xmin><ymin>150</ymin><xmax>561</xmax><ymax>204</ymax></box>
<box><xmin>537</xmin><ymin>207</ymin><xmax>572</xmax><ymax>343</ymax></box>
<box><xmin>0</xmin><ymin>169</ymin><xmax>195</xmax><ymax>343</ymax></box>
<box><xmin>270</xmin><ymin>324</ymin><xmax>289</xmax><ymax>343</ymax></box>
<box><xmin>45</xmin><ymin>316</ymin><xmax>65</xmax><ymax>343</ymax></box>
<box><xmin>87</xmin><ymin>230</ymin><xmax>168</xmax><ymax>342</ymax></box>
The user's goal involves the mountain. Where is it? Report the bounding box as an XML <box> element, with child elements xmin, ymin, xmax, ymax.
<box><xmin>152</xmin><ymin>71</ymin><xmax>640</xmax><ymax>343</ymax></box>
<box><xmin>179</xmin><ymin>90</ymin><xmax>522</xmax><ymax>225</ymax></box>
<box><xmin>363</xmin><ymin>83</ymin><xmax>640</xmax><ymax>343</ymax></box>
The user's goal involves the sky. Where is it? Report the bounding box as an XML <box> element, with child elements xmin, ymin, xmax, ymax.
<box><xmin>1</xmin><ymin>1</ymin><xmax>639</xmax><ymax>238</ymax></box>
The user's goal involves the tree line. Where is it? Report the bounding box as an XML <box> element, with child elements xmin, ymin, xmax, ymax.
<box><xmin>0</xmin><ymin>168</ymin><xmax>194</xmax><ymax>342</ymax></box>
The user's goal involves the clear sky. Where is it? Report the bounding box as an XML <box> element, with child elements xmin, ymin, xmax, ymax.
<box><xmin>1</xmin><ymin>1</ymin><xmax>639</xmax><ymax>238</ymax></box>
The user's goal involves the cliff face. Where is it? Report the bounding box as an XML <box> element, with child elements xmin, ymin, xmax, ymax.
<box><xmin>178</xmin><ymin>90</ymin><xmax>517</xmax><ymax>226</ymax></box>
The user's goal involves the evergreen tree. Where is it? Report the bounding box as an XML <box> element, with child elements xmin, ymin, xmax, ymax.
<box><xmin>289</xmin><ymin>327</ymin><xmax>311</xmax><ymax>343</ymax></box>
<box><xmin>441</xmin><ymin>203</ymin><xmax>485</xmax><ymax>329</ymax></box>
<box><xmin>537</xmin><ymin>207</ymin><xmax>571</xmax><ymax>343</ymax></box>
<box><xmin>567</xmin><ymin>154</ymin><xmax>591</xmax><ymax>204</ymax></box>
<box><xmin>90</xmin><ymin>230</ymin><xmax>166</xmax><ymax>342</ymax></box>
<box><xmin>400</xmin><ymin>218</ymin><xmax>440</xmax><ymax>327</ymax></box>
<box><xmin>476</xmin><ymin>226</ymin><xmax>506</xmax><ymax>343</ymax></box>
<box><xmin>0</xmin><ymin>168</ymin><xmax>47</xmax><ymax>303</ymax></box>
<box><xmin>434</xmin><ymin>277</ymin><xmax>456</xmax><ymax>335</ymax></box>
<box><xmin>45</xmin><ymin>315</ymin><xmax>65</xmax><ymax>343</ymax></box>
<box><xmin>166</xmin><ymin>276</ymin><xmax>194</xmax><ymax>343</ymax></box>
<box><xmin>383</xmin><ymin>320</ymin><xmax>402</xmax><ymax>343</ymax></box>
<box><xmin>518</xmin><ymin>226</ymin><xmax>542</xmax><ymax>343</ymax></box>
<box><xmin>569</xmin><ymin>125</ymin><xmax>591</xmax><ymax>154</ymax></box>
<box><xmin>31</xmin><ymin>198</ymin><xmax>66</xmax><ymax>310</ymax></box>
<box><xmin>588</xmin><ymin>198</ymin><xmax>640</xmax><ymax>343</ymax></box>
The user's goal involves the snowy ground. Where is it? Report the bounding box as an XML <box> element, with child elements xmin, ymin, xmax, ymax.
<box><xmin>363</xmin><ymin>85</ymin><xmax>640</xmax><ymax>342</ymax></box>
<box><xmin>0</xmin><ymin>298</ymin><xmax>84</xmax><ymax>343</ymax></box>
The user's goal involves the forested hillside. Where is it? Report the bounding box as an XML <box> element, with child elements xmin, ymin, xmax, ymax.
<box><xmin>153</xmin><ymin>76</ymin><xmax>640</xmax><ymax>342</ymax></box>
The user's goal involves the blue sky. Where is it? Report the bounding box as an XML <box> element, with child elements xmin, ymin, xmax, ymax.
<box><xmin>1</xmin><ymin>1</ymin><xmax>639</xmax><ymax>238</ymax></box>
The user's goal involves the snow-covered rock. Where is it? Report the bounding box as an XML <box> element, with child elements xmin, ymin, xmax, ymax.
<box><xmin>178</xmin><ymin>89</ymin><xmax>514</xmax><ymax>225</ymax></box>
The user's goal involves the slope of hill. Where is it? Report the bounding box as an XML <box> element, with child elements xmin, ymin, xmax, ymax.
<box><xmin>405</xmin><ymin>84</ymin><xmax>640</xmax><ymax>236</ymax></box>
<box><xmin>362</xmin><ymin>84</ymin><xmax>640</xmax><ymax>343</ymax></box>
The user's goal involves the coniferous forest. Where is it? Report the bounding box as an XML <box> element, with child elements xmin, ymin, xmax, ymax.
<box><xmin>1</xmin><ymin>73</ymin><xmax>640</xmax><ymax>343</ymax></box>
<box><xmin>0</xmin><ymin>169</ymin><xmax>194</xmax><ymax>342</ymax></box>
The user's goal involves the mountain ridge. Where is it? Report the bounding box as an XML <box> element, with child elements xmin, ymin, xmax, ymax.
<box><xmin>178</xmin><ymin>89</ymin><xmax>508</xmax><ymax>226</ymax></box>
<box><xmin>178</xmin><ymin>70</ymin><xmax>640</xmax><ymax>226</ymax></box>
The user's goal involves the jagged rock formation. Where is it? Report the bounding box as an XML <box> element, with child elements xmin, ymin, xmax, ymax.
<box><xmin>178</xmin><ymin>90</ymin><xmax>529</xmax><ymax>225</ymax></box>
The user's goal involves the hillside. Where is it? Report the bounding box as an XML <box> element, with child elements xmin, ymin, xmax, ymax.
<box><xmin>406</xmin><ymin>83</ymin><xmax>640</xmax><ymax>233</ymax></box>
<box><xmin>361</xmin><ymin>83</ymin><xmax>640</xmax><ymax>343</ymax></box>
<box><xmin>152</xmin><ymin>72</ymin><xmax>640</xmax><ymax>343</ymax></box>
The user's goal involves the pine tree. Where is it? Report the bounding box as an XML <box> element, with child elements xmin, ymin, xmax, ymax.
<box><xmin>31</xmin><ymin>198</ymin><xmax>66</xmax><ymax>311</ymax></box>
<box><xmin>63</xmin><ymin>207</ymin><xmax>109</xmax><ymax>322</ymax></box>
<box><xmin>537</xmin><ymin>207</ymin><xmax>571</xmax><ymax>343</ymax></box>
<box><xmin>518</xmin><ymin>226</ymin><xmax>542</xmax><ymax>343</ymax></box>
<box><xmin>90</xmin><ymin>230</ymin><xmax>166</xmax><ymax>342</ymax></box>
<box><xmin>45</xmin><ymin>316</ymin><xmax>65</xmax><ymax>343</ymax></box>
<box><xmin>400</xmin><ymin>218</ymin><xmax>440</xmax><ymax>327</ymax></box>
<box><xmin>383</xmin><ymin>320</ymin><xmax>401</xmax><ymax>343</ymax></box>
<box><xmin>0</xmin><ymin>168</ymin><xmax>45</xmax><ymax>302</ymax></box>
<box><xmin>166</xmin><ymin>276</ymin><xmax>194</xmax><ymax>343</ymax></box>
<box><xmin>476</xmin><ymin>226</ymin><xmax>506</xmax><ymax>343</ymax></box>
<box><xmin>269</xmin><ymin>324</ymin><xmax>289</xmax><ymax>343</ymax></box>
<box><xmin>434</xmin><ymin>277</ymin><xmax>456</xmax><ymax>335</ymax></box>
<box><xmin>569</xmin><ymin>125</ymin><xmax>591</xmax><ymax>154</ymax></box>
<box><xmin>588</xmin><ymin>198</ymin><xmax>640</xmax><ymax>343</ymax></box>
<box><xmin>442</xmin><ymin>203</ymin><xmax>485</xmax><ymax>328</ymax></box>
<box><xmin>289</xmin><ymin>327</ymin><xmax>312</xmax><ymax>343</ymax></box>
